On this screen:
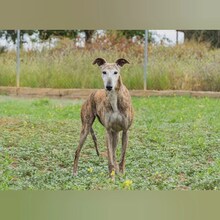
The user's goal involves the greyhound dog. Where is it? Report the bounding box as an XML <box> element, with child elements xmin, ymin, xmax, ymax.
<box><xmin>73</xmin><ymin>58</ymin><xmax>134</xmax><ymax>179</ymax></box>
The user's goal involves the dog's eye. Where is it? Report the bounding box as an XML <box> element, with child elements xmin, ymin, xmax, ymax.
<box><xmin>102</xmin><ymin>71</ymin><xmax>106</xmax><ymax>75</ymax></box>
<box><xmin>114</xmin><ymin>71</ymin><xmax>118</xmax><ymax>75</ymax></box>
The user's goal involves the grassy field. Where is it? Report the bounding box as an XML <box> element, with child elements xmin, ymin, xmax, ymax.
<box><xmin>1</xmin><ymin>38</ymin><xmax>220</xmax><ymax>91</ymax></box>
<box><xmin>0</xmin><ymin>95</ymin><xmax>220</xmax><ymax>190</ymax></box>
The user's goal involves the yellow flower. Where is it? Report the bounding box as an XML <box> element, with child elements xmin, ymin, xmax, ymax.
<box><xmin>123</xmin><ymin>179</ymin><xmax>133</xmax><ymax>188</ymax></box>
<box><xmin>110</xmin><ymin>170</ymin><xmax>115</xmax><ymax>176</ymax></box>
<box><xmin>88</xmin><ymin>167</ymin><xmax>93</xmax><ymax>173</ymax></box>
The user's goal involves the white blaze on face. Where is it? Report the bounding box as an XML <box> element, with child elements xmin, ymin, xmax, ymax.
<box><xmin>101</xmin><ymin>64</ymin><xmax>120</xmax><ymax>91</ymax></box>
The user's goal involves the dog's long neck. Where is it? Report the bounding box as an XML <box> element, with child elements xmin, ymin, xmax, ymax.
<box><xmin>107</xmin><ymin>75</ymin><xmax>123</xmax><ymax>112</ymax></box>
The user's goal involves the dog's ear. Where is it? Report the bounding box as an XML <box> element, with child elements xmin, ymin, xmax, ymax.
<box><xmin>93</xmin><ymin>58</ymin><xmax>106</xmax><ymax>66</ymax></box>
<box><xmin>115</xmin><ymin>58</ymin><xmax>129</xmax><ymax>67</ymax></box>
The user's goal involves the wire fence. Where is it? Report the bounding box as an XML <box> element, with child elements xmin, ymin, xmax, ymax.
<box><xmin>1</xmin><ymin>30</ymin><xmax>220</xmax><ymax>91</ymax></box>
<box><xmin>0</xmin><ymin>30</ymin><xmax>149</xmax><ymax>90</ymax></box>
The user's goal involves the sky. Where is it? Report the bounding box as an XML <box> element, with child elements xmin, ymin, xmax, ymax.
<box><xmin>0</xmin><ymin>30</ymin><xmax>184</xmax><ymax>51</ymax></box>
<box><xmin>153</xmin><ymin>30</ymin><xmax>184</xmax><ymax>44</ymax></box>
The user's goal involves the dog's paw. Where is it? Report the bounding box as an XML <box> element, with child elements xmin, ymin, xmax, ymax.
<box><xmin>73</xmin><ymin>171</ymin><xmax>78</xmax><ymax>177</ymax></box>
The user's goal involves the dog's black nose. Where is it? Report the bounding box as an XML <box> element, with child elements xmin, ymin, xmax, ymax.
<box><xmin>106</xmin><ymin>86</ymin><xmax>113</xmax><ymax>91</ymax></box>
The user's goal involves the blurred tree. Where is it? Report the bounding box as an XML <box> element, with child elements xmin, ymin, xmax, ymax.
<box><xmin>84</xmin><ymin>30</ymin><xmax>95</xmax><ymax>43</ymax></box>
<box><xmin>37</xmin><ymin>30</ymin><xmax>78</xmax><ymax>40</ymax></box>
<box><xmin>180</xmin><ymin>30</ymin><xmax>220</xmax><ymax>48</ymax></box>
<box><xmin>38</xmin><ymin>30</ymin><xmax>95</xmax><ymax>44</ymax></box>
<box><xmin>115</xmin><ymin>30</ymin><xmax>155</xmax><ymax>43</ymax></box>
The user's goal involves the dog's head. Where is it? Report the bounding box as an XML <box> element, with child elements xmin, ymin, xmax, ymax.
<box><xmin>93</xmin><ymin>58</ymin><xmax>129</xmax><ymax>91</ymax></box>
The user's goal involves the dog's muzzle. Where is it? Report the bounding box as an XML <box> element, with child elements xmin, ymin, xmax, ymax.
<box><xmin>106</xmin><ymin>86</ymin><xmax>113</xmax><ymax>91</ymax></box>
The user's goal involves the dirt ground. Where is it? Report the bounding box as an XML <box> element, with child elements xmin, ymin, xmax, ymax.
<box><xmin>1</xmin><ymin>86</ymin><xmax>220</xmax><ymax>99</ymax></box>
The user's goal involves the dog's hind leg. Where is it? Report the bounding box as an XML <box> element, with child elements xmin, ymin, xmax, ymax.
<box><xmin>73</xmin><ymin>124</ymin><xmax>90</xmax><ymax>176</ymax></box>
<box><xmin>90</xmin><ymin>127</ymin><xmax>99</xmax><ymax>156</ymax></box>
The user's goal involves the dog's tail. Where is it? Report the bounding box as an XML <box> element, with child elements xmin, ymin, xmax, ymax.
<box><xmin>90</xmin><ymin>127</ymin><xmax>99</xmax><ymax>156</ymax></box>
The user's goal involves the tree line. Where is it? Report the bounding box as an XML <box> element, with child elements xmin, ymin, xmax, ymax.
<box><xmin>1</xmin><ymin>30</ymin><xmax>220</xmax><ymax>48</ymax></box>
<box><xmin>0</xmin><ymin>30</ymin><xmax>154</xmax><ymax>45</ymax></box>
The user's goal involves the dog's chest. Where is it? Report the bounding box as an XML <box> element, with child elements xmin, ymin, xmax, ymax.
<box><xmin>106</xmin><ymin>111</ymin><xmax>126</xmax><ymax>131</ymax></box>
<box><xmin>108</xmin><ymin>91</ymin><xmax>118</xmax><ymax>112</ymax></box>
<box><xmin>106</xmin><ymin>93</ymin><xmax>128</xmax><ymax>131</ymax></box>
<box><xmin>95</xmin><ymin>91</ymin><xmax>131</xmax><ymax>131</ymax></box>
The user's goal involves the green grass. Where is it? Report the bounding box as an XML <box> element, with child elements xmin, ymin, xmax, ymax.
<box><xmin>0</xmin><ymin>95</ymin><xmax>220</xmax><ymax>190</ymax></box>
<box><xmin>1</xmin><ymin>39</ymin><xmax>220</xmax><ymax>91</ymax></box>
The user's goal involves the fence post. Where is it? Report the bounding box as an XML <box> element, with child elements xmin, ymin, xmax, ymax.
<box><xmin>16</xmin><ymin>30</ymin><xmax>20</xmax><ymax>88</ymax></box>
<box><xmin>144</xmin><ymin>30</ymin><xmax>148</xmax><ymax>90</ymax></box>
<box><xmin>176</xmin><ymin>30</ymin><xmax>179</xmax><ymax>45</ymax></box>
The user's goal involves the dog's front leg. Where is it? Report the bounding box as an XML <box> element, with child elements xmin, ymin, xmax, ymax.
<box><xmin>119</xmin><ymin>130</ymin><xmax>128</xmax><ymax>174</ymax></box>
<box><xmin>112</xmin><ymin>131</ymin><xmax>119</xmax><ymax>174</ymax></box>
<box><xmin>106</xmin><ymin>131</ymin><xmax>115</xmax><ymax>180</ymax></box>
